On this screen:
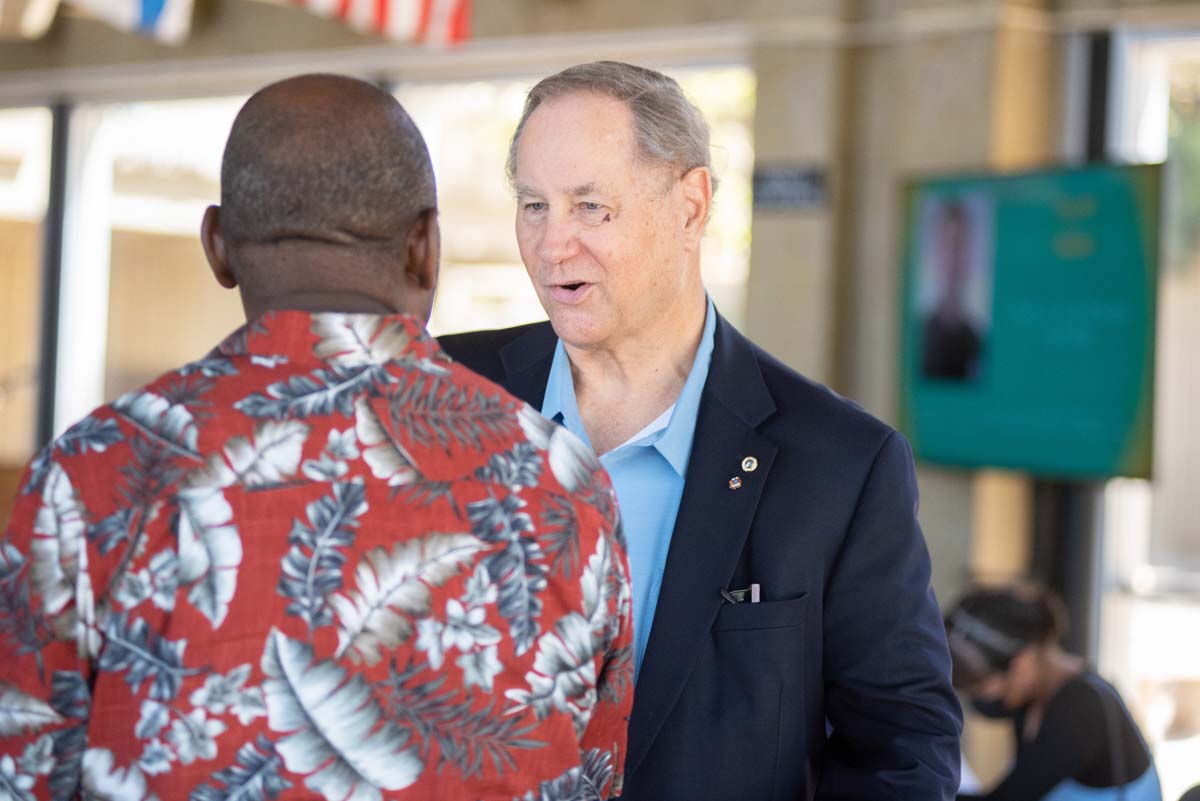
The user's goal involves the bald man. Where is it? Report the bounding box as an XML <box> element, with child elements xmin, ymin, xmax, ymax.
<box><xmin>0</xmin><ymin>75</ymin><xmax>633</xmax><ymax>801</ymax></box>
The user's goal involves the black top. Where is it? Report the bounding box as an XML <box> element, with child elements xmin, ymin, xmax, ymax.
<box><xmin>960</xmin><ymin>672</ymin><xmax>1152</xmax><ymax>801</ymax></box>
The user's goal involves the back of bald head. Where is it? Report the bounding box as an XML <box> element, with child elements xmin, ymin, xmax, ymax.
<box><xmin>220</xmin><ymin>74</ymin><xmax>435</xmax><ymax>249</ymax></box>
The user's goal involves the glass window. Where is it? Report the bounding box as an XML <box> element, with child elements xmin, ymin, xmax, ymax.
<box><xmin>0</xmin><ymin>107</ymin><xmax>51</xmax><ymax>526</ymax></box>
<box><xmin>55</xmin><ymin>96</ymin><xmax>246</xmax><ymax>429</ymax></box>
<box><xmin>104</xmin><ymin>98</ymin><xmax>248</xmax><ymax>401</ymax></box>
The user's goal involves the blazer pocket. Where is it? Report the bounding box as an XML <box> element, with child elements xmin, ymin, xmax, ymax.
<box><xmin>712</xmin><ymin>593</ymin><xmax>808</xmax><ymax>632</ymax></box>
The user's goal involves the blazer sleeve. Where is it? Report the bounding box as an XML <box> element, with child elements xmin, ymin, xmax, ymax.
<box><xmin>815</xmin><ymin>431</ymin><xmax>963</xmax><ymax>800</ymax></box>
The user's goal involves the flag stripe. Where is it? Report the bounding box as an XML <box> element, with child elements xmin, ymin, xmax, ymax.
<box><xmin>372</xmin><ymin>0</ymin><xmax>386</xmax><ymax>34</ymax></box>
<box><xmin>270</xmin><ymin>0</ymin><xmax>465</xmax><ymax>43</ymax></box>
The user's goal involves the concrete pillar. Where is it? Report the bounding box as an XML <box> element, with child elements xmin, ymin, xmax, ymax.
<box><xmin>744</xmin><ymin>41</ymin><xmax>842</xmax><ymax>385</ymax></box>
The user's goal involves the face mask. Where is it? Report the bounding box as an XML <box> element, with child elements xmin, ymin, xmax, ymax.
<box><xmin>971</xmin><ymin>697</ymin><xmax>1016</xmax><ymax>720</ymax></box>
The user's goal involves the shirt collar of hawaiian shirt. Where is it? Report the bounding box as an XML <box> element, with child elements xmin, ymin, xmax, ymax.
<box><xmin>542</xmin><ymin>296</ymin><xmax>717</xmax><ymax>478</ymax></box>
<box><xmin>209</xmin><ymin>309</ymin><xmax>444</xmax><ymax>367</ymax></box>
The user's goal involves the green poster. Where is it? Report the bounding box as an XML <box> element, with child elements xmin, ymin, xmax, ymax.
<box><xmin>898</xmin><ymin>163</ymin><xmax>1160</xmax><ymax>479</ymax></box>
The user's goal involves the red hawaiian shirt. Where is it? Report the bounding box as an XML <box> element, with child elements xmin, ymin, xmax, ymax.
<box><xmin>0</xmin><ymin>311</ymin><xmax>632</xmax><ymax>801</ymax></box>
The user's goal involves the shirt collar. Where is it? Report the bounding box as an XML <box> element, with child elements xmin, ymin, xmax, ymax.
<box><xmin>542</xmin><ymin>297</ymin><xmax>717</xmax><ymax>478</ymax></box>
<box><xmin>211</xmin><ymin>309</ymin><xmax>442</xmax><ymax>365</ymax></box>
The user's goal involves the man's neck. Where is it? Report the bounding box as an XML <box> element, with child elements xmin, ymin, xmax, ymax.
<box><xmin>565</xmin><ymin>293</ymin><xmax>707</xmax><ymax>456</ymax></box>
<box><xmin>243</xmin><ymin>290</ymin><xmax>400</xmax><ymax>322</ymax></box>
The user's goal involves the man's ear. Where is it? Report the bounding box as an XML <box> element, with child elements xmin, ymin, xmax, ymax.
<box><xmin>401</xmin><ymin>208</ymin><xmax>439</xmax><ymax>323</ymax></box>
<box><xmin>201</xmin><ymin>205</ymin><xmax>237</xmax><ymax>289</ymax></box>
<box><xmin>405</xmin><ymin>208</ymin><xmax>440</xmax><ymax>293</ymax></box>
<box><xmin>679</xmin><ymin>166</ymin><xmax>713</xmax><ymax>248</ymax></box>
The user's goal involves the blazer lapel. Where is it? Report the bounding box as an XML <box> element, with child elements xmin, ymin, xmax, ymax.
<box><xmin>625</xmin><ymin>316</ymin><xmax>779</xmax><ymax>779</ymax></box>
<box><xmin>497</xmin><ymin>322</ymin><xmax>557</xmax><ymax>408</ymax></box>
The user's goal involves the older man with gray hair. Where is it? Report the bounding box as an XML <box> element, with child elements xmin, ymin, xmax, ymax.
<box><xmin>442</xmin><ymin>60</ymin><xmax>962</xmax><ymax>800</ymax></box>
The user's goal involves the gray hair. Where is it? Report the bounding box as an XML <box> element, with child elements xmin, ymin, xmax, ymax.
<box><xmin>507</xmin><ymin>60</ymin><xmax>717</xmax><ymax>192</ymax></box>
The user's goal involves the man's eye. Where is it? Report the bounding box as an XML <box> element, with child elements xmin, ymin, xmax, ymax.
<box><xmin>523</xmin><ymin>202</ymin><xmax>547</xmax><ymax>213</ymax></box>
<box><xmin>578</xmin><ymin>202</ymin><xmax>603</xmax><ymax>212</ymax></box>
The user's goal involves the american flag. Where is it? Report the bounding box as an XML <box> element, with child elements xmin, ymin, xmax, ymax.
<box><xmin>289</xmin><ymin>0</ymin><xmax>470</xmax><ymax>44</ymax></box>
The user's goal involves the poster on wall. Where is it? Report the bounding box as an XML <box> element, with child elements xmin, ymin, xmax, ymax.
<box><xmin>898</xmin><ymin>163</ymin><xmax>1161</xmax><ymax>479</ymax></box>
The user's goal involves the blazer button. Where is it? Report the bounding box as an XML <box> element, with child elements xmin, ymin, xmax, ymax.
<box><xmin>741</xmin><ymin>456</ymin><xmax>759</xmax><ymax>472</ymax></box>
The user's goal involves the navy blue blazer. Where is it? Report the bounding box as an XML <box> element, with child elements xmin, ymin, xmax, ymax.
<box><xmin>440</xmin><ymin>314</ymin><xmax>963</xmax><ymax>800</ymax></box>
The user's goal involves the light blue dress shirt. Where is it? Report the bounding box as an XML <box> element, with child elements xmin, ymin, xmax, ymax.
<box><xmin>541</xmin><ymin>298</ymin><xmax>716</xmax><ymax>679</ymax></box>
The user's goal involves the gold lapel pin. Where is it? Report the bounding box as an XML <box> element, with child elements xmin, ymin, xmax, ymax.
<box><xmin>741</xmin><ymin>456</ymin><xmax>759</xmax><ymax>472</ymax></box>
<box><xmin>729</xmin><ymin>476</ymin><xmax>743</xmax><ymax>490</ymax></box>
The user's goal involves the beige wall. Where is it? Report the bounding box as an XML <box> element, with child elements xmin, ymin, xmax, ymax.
<box><xmin>105</xmin><ymin>229</ymin><xmax>244</xmax><ymax>400</ymax></box>
<box><xmin>746</xmin><ymin>42</ymin><xmax>842</xmax><ymax>384</ymax></box>
<box><xmin>0</xmin><ymin>465</ymin><xmax>25</xmax><ymax>531</ymax></box>
<box><xmin>0</xmin><ymin>219</ymin><xmax>42</xmax><ymax>467</ymax></box>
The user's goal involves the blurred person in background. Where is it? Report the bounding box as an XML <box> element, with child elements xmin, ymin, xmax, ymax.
<box><xmin>0</xmin><ymin>74</ymin><xmax>632</xmax><ymax>801</ymax></box>
<box><xmin>921</xmin><ymin>199</ymin><xmax>985</xmax><ymax>382</ymax></box>
<box><xmin>442</xmin><ymin>59</ymin><xmax>962</xmax><ymax>801</ymax></box>
<box><xmin>948</xmin><ymin>585</ymin><xmax>1161</xmax><ymax>801</ymax></box>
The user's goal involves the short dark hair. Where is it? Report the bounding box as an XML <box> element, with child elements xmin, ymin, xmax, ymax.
<box><xmin>945</xmin><ymin>585</ymin><xmax>1068</xmax><ymax>688</ymax></box>
<box><xmin>220</xmin><ymin>74</ymin><xmax>435</xmax><ymax>247</ymax></box>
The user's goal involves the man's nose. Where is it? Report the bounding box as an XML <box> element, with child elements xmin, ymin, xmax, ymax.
<box><xmin>537</xmin><ymin>212</ymin><xmax>582</xmax><ymax>264</ymax></box>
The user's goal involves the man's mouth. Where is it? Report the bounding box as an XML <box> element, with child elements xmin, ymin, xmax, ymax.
<box><xmin>548</xmin><ymin>281</ymin><xmax>592</xmax><ymax>304</ymax></box>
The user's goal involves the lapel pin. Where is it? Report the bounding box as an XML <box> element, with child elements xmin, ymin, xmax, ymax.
<box><xmin>729</xmin><ymin>476</ymin><xmax>743</xmax><ymax>490</ymax></box>
<box><xmin>741</xmin><ymin>456</ymin><xmax>759</xmax><ymax>472</ymax></box>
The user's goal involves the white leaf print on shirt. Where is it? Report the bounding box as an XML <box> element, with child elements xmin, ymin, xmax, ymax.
<box><xmin>176</xmin><ymin>486</ymin><xmax>241</xmax><ymax>628</ymax></box>
<box><xmin>331</xmin><ymin>533</ymin><xmax>486</xmax><ymax>666</ymax></box>
<box><xmin>112</xmin><ymin>390</ymin><xmax>200</xmax><ymax>460</ymax></box>
<box><xmin>193</xmin><ymin>421</ymin><xmax>310</xmax><ymax>489</ymax></box>
<box><xmin>80</xmin><ymin>748</ymin><xmax>151</xmax><ymax>801</ymax></box>
<box><xmin>18</xmin><ymin>735</ymin><xmax>54</xmax><ymax>777</ymax></box>
<box><xmin>354</xmin><ymin>396</ymin><xmax>419</xmax><ymax>488</ymax></box>
<box><xmin>29</xmin><ymin>463</ymin><xmax>87</xmax><ymax>623</ymax></box>
<box><xmin>167</xmin><ymin>708</ymin><xmax>226</xmax><ymax>765</ymax></box>
<box><xmin>134</xmin><ymin>699</ymin><xmax>168</xmax><ymax>740</ymax></box>
<box><xmin>506</xmin><ymin>535</ymin><xmax>615</xmax><ymax>738</ymax></box>
<box><xmin>312</xmin><ymin>314</ymin><xmax>410</xmax><ymax>366</ymax></box>
<box><xmin>189</xmin><ymin>664</ymin><xmax>266</xmax><ymax>725</ymax></box>
<box><xmin>0</xmin><ymin>754</ymin><xmax>35</xmax><ymax>801</ymax></box>
<box><xmin>516</xmin><ymin>406</ymin><xmax>599</xmax><ymax>493</ymax></box>
<box><xmin>72</xmin><ymin>538</ymin><xmax>100</xmax><ymax>660</ymax></box>
<box><xmin>261</xmin><ymin>629</ymin><xmax>422</xmax><ymax>801</ymax></box>
<box><xmin>0</xmin><ymin>682</ymin><xmax>64</xmax><ymax>737</ymax></box>
<box><xmin>506</xmin><ymin>613</ymin><xmax>599</xmax><ymax>738</ymax></box>
<box><xmin>137</xmin><ymin>740</ymin><xmax>172</xmax><ymax>776</ymax></box>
